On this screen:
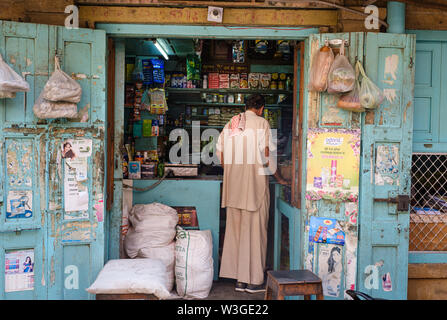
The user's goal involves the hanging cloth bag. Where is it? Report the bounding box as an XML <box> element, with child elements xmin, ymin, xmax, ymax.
<box><xmin>357</xmin><ymin>60</ymin><xmax>384</xmax><ymax>109</ymax></box>
<box><xmin>33</xmin><ymin>56</ymin><xmax>79</xmax><ymax>119</ymax></box>
<box><xmin>42</xmin><ymin>56</ymin><xmax>82</xmax><ymax>103</ymax></box>
<box><xmin>0</xmin><ymin>53</ymin><xmax>30</xmax><ymax>98</ymax></box>
<box><xmin>327</xmin><ymin>42</ymin><xmax>355</xmax><ymax>94</ymax></box>
<box><xmin>308</xmin><ymin>44</ymin><xmax>334</xmax><ymax>92</ymax></box>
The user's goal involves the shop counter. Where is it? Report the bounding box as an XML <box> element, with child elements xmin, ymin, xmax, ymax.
<box><xmin>132</xmin><ymin>176</ymin><xmax>222</xmax><ymax>280</ymax></box>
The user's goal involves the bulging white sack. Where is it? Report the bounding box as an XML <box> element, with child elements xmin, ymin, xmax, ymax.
<box><xmin>139</xmin><ymin>243</ymin><xmax>175</xmax><ymax>292</ymax></box>
<box><xmin>33</xmin><ymin>92</ymin><xmax>78</xmax><ymax>119</ymax></box>
<box><xmin>175</xmin><ymin>227</ymin><xmax>214</xmax><ymax>299</ymax></box>
<box><xmin>124</xmin><ymin>202</ymin><xmax>179</xmax><ymax>293</ymax></box>
<box><xmin>42</xmin><ymin>57</ymin><xmax>82</xmax><ymax>103</ymax></box>
<box><xmin>0</xmin><ymin>53</ymin><xmax>29</xmax><ymax>93</ymax></box>
<box><xmin>86</xmin><ymin>258</ymin><xmax>170</xmax><ymax>299</ymax></box>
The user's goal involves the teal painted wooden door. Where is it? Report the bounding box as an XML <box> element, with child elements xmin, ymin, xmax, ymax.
<box><xmin>301</xmin><ymin>32</ymin><xmax>415</xmax><ymax>300</ymax></box>
<box><xmin>0</xmin><ymin>21</ymin><xmax>106</xmax><ymax>300</ymax></box>
<box><xmin>358</xmin><ymin>33</ymin><xmax>416</xmax><ymax>300</ymax></box>
<box><xmin>302</xmin><ymin>33</ymin><xmax>363</xmax><ymax>300</ymax></box>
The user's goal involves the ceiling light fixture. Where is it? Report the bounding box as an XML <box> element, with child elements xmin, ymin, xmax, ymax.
<box><xmin>153</xmin><ymin>39</ymin><xmax>169</xmax><ymax>60</ymax></box>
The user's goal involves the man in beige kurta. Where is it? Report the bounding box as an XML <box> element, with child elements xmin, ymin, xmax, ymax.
<box><xmin>216</xmin><ymin>94</ymin><xmax>288</xmax><ymax>293</ymax></box>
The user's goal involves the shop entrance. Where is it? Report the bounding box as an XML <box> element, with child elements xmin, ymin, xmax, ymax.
<box><xmin>112</xmin><ymin>35</ymin><xmax>302</xmax><ymax>298</ymax></box>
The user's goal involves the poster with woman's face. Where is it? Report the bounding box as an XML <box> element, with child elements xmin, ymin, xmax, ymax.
<box><xmin>318</xmin><ymin>244</ymin><xmax>342</xmax><ymax>298</ymax></box>
<box><xmin>5</xmin><ymin>249</ymin><xmax>35</xmax><ymax>292</ymax></box>
<box><xmin>61</xmin><ymin>139</ymin><xmax>92</xmax><ymax>159</ymax></box>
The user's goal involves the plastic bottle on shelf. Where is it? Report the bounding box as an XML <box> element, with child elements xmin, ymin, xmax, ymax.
<box><xmin>203</xmin><ymin>75</ymin><xmax>208</xmax><ymax>89</ymax></box>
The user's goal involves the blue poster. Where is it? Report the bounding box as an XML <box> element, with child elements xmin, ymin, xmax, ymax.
<box><xmin>309</xmin><ymin>216</ymin><xmax>345</xmax><ymax>245</ymax></box>
<box><xmin>6</xmin><ymin>190</ymin><xmax>33</xmax><ymax>219</ymax></box>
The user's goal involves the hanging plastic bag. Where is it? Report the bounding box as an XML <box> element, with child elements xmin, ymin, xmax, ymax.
<box><xmin>0</xmin><ymin>53</ymin><xmax>29</xmax><ymax>94</ymax></box>
<box><xmin>336</xmin><ymin>64</ymin><xmax>364</xmax><ymax>113</ymax></box>
<box><xmin>357</xmin><ymin>60</ymin><xmax>384</xmax><ymax>109</ymax></box>
<box><xmin>327</xmin><ymin>42</ymin><xmax>355</xmax><ymax>94</ymax></box>
<box><xmin>33</xmin><ymin>91</ymin><xmax>78</xmax><ymax>119</ymax></box>
<box><xmin>42</xmin><ymin>56</ymin><xmax>82</xmax><ymax>103</ymax></box>
<box><xmin>308</xmin><ymin>44</ymin><xmax>334</xmax><ymax>92</ymax></box>
<box><xmin>336</xmin><ymin>82</ymin><xmax>364</xmax><ymax>112</ymax></box>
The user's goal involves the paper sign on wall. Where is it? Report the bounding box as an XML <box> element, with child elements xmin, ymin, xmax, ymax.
<box><xmin>6</xmin><ymin>190</ymin><xmax>33</xmax><ymax>219</ymax></box>
<box><xmin>64</xmin><ymin>157</ymin><xmax>89</xmax><ymax>212</ymax></box>
<box><xmin>5</xmin><ymin>249</ymin><xmax>35</xmax><ymax>292</ymax></box>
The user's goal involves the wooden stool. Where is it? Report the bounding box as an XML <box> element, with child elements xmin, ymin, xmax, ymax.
<box><xmin>265</xmin><ymin>270</ymin><xmax>324</xmax><ymax>300</ymax></box>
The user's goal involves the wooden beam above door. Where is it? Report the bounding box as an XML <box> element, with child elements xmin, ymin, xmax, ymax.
<box><xmin>79</xmin><ymin>5</ymin><xmax>338</xmax><ymax>28</ymax></box>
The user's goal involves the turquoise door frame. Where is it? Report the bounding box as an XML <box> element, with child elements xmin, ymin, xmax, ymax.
<box><xmin>100</xmin><ymin>23</ymin><xmax>317</xmax><ymax>269</ymax></box>
<box><xmin>406</xmin><ymin>30</ymin><xmax>447</xmax><ymax>265</ymax></box>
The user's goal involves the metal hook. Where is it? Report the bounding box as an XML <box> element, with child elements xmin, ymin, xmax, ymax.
<box><xmin>325</xmin><ymin>38</ymin><xmax>350</xmax><ymax>47</ymax></box>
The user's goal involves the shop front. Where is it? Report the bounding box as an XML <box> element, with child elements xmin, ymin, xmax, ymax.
<box><xmin>0</xmin><ymin>4</ymin><xmax>417</xmax><ymax>300</ymax></box>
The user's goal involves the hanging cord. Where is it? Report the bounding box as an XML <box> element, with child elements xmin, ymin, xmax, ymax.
<box><xmin>55</xmin><ymin>55</ymin><xmax>61</xmax><ymax>71</ymax></box>
<box><xmin>122</xmin><ymin>169</ymin><xmax>173</xmax><ymax>192</ymax></box>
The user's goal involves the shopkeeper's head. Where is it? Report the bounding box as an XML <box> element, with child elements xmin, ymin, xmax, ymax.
<box><xmin>246</xmin><ymin>94</ymin><xmax>265</xmax><ymax>116</ymax></box>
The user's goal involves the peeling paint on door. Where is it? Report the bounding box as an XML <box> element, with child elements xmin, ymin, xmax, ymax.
<box><xmin>375</xmin><ymin>144</ymin><xmax>400</xmax><ymax>186</ymax></box>
<box><xmin>384</xmin><ymin>54</ymin><xmax>399</xmax><ymax>81</ymax></box>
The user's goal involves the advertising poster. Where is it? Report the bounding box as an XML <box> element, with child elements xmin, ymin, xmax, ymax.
<box><xmin>62</xmin><ymin>138</ymin><xmax>91</xmax><ymax>213</ymax></box>
<box><xmin>6</xmin><ymin>190</ymin><xmax>33</xmax><ymax>219</ymax></box>
<box><xmin>61</xmin><ymin>138</ymin><xmax>92</xmax><ymax>159</ymax></box>
<box><xmin>306</xmin><ymin>128</ymin><xmax>361</xmax><ymax>202</ymax></box>
<box><xmin>318</xmin><ymin>244</ymin><xmax>342</xmax><ymax>297</ymax></box>
<box><xmin>309</xmin><ymin>216</ymin><xmax>345</xmax><ymax>246</ymax></box>
<box><xmin>5</xmin><ymin>249</ymin><xmax>35</xmax><ymax>292</ymax></box>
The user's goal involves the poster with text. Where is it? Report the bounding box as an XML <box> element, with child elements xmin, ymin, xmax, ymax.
<box><xmin>5</xmin><ymin>249</ymin><xmax>35</xmax><ymax>292</ymax></box>
<box><xmin>64</xmin><ymin>157</ymin><xmax>89</xmax><ymax>212</ymax></box>
<box><xmin>306</xmin><ymin>128</ymin><xmax>361</xmax><ymax>202</ymax></box>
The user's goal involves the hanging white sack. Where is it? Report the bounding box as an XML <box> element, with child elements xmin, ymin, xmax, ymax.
<box><xmin>175</xmin><ymin>227</ymin><xmax>214</xmax><ymax>299</ymax></box>
<box><xmin>0</xmin><ymin>53</ymin><xmax>29</xmax><ymax>94</ymax></box>
<box><xmin>33</xmin><ymin>91</ymin><xmax>78</xmax><ymax>119</ymax></box>
<box><xmin>42</xmin><ymin>56</ymin><xmax>82</xmax><ymax>103</ymax></box>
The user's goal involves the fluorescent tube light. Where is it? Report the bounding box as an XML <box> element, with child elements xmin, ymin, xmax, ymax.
<box><xmin>153</xmin><ymin>40</ymin><xmax>169</xmax><ymax>60</ymax></box>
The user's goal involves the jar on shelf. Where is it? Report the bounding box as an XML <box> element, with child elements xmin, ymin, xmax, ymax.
<box><xmin>236</xmin><ymin>94</ymin><xmax>244</xmax><ymax>104</ymax></box>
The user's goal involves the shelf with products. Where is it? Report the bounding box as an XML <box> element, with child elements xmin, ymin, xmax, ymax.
<box><xmin>166</xmin><ymin>88</ymin><xmax>293</xmax><ymax>95</ymax></box>
<box><xmin>174</xmin><ymin>102</ymin><xmax>292</xmax><ymax>108</ymax></box>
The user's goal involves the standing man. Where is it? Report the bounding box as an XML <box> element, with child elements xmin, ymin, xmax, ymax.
<box><xmin>216</xmin><ymin>94</ymin><xmax>289</xmax><ymax>293</ymax></box>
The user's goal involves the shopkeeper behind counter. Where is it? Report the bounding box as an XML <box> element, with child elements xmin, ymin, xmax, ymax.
<box><xmin>216</xmin><ymin>94</ymin><xmax>289</xmax><ymax>293</ymax></box>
